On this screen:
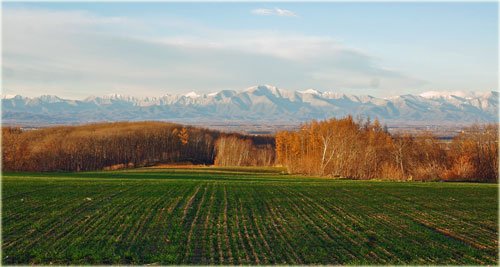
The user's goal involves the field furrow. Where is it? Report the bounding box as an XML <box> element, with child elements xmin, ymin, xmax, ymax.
<box><xmin>184</xmin><ymin>183</ymin><xmax>209</xmax><ymax>264</ymax></box>
<box><xmin>2</xmin><ymin>168</ymin><xmax>497</xmax><ymax>265</ymax></box>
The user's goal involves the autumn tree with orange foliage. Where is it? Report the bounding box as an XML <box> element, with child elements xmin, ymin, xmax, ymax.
<box><xmin>3</xmin><ymin>119</ymin><xmax>496</xmax><ymax>182</ymax></box>
<box><xmin>3</xmin><ymin>122</ymin><xmax>216</xmax><ymax>171</ymax></box>
<box><xmin>276</xmin><ymin>117</ymin><xmax>498</xmax><ymax>182</ymax></box>
<box><xmin>2</xmin><ymin>122</ymin><xmax>276</xmax><ymax>172</ymax></box>
<box><xmin>178</xmin><ymin>127</ymin><xmax>189</xmax><ymax>146</ymax></box>
<box><xmin>444</xmin><ymin>124</ymin><xmax>498</xmax><ymax>182</ymax></box>
<box><xmin>276</xmin><ymin>116</ymin><xmax>393</xmax><ymax>179</ymax></box>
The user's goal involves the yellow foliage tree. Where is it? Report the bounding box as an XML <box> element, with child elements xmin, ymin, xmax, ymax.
<box><xmin>178</xmin><ymin>127</ymin><xmax>189</xmax><ymax>146</ymax></box>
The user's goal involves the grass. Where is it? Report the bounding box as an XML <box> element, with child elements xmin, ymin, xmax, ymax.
<box><xmin>2</xmin><ymin>166</ymin><xmax>498</xmax><ymax>265</ymax></box>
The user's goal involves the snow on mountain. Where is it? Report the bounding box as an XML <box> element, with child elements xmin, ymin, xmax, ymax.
<box><xmin>2</xmin><ymin>86</ymin><xmax>498</xmax><ymax>124</ymax></box>
<box><xmin>2</xmin><ymin>94</ymin><xmax>18</xmax><ymax>99</ymax></box>
<box><xmin>299</xmin><ymin>89</ymin><xmax>322</xmax><ymax>95</ymax></box>
<box><xmin>184</xmin><ymin>91</ymin><xmax>201</xmax><ymax>98</ymax></box>
<box><xmin>420</xmin><ymin>91</ymin><xmax>463</xmax><ymax>99</ymax></box>
<box><xmin>419</xmin><ymin>90</ymin><xmax>493</xmax><ymax>100</ymax></box>
<box><xmin>36</xmin><ymin>95</ymin><xmax>64</xmax><ymax>103</ymax></box>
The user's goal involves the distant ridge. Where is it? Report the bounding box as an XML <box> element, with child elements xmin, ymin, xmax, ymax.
<box><xmin>2</xmin><ymin>85</ymin><xmax>498</xmax><ymax>125</ymax></box>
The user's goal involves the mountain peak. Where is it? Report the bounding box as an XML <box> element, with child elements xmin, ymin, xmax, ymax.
<box><xmin>418</xmin><ymin>90</ymin><xmax>492</xmax><ymax>100</ymax></box>
<box><xmin>2</xmin><ymin>94</ymin><xmax>21</xmax><ymax>99</ymax></box>
<box><xmin>2</xmin><ymin>88</ymin><xmax>498</xmax><ymax>125</ymax></box>
<box><xmin>299</xmin><ymin>89</ymin><xmax>322</xmax><ymax>95</ymax></box>
<box><xmin>184</xmin><ymin>91</ymin><xmax>201</xmax><ymax>98</ymax></box>
<box><xmin>38</xmin><ymin>95</ymin><xmax>63</xmax><ymax>103</ymax></box>
<box><xmin>243</xmin><ymin>85</ymin><xmax>287</xmax><ymax>98</ymax></box>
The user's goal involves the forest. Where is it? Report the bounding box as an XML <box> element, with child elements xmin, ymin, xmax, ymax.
<box><xmin>276</xmin><ymin>117</ymin><xmax>498</xmax><ymax>182</ymax></box>
<box><xmin>2</xmin><ymin>122</ymin><xmax>274</xmax><ymax>172</ymax></box>
<box><xmin>2</xmin><ymin>119</ymin><xmax>498</xmax><ymax>182</ymax></box>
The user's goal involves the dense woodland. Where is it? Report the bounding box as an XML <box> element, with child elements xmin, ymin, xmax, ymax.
<box><xmin>2</xmin><ymin>122</ymin><xmax>273</xmax><ymax>172</ymax></box>
<box><xmin>2</xmin><ymin>119</ymin><xmax>498</xmax><ymax>182</ymax></box>
<box><xmin>276</xmin><ymin>117</ymin><xmax>498</xmax><ymax>182</ymax></box>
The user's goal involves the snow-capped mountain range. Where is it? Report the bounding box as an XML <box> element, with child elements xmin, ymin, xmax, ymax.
<box><xmin>2</xmin><ymin>85</ymin><xmax>498</xmax><ymax>125</ymax></box>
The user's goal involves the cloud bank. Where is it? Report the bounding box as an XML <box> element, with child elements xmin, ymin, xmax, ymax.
<box><xmin>251</xmin><ymin>8</ymin><xmax>297</xmax><ymax>17</ymax></box>
<box><xmin>3</xmin><ymin>7</ymin><xmax>425</xmax><ymax>98</ymax></box>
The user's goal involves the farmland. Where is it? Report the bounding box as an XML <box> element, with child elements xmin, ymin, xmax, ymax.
<box><xmin>2</xmin><ymin>167</ymin><xmax>498</xmax><ymax>265</ymax></box>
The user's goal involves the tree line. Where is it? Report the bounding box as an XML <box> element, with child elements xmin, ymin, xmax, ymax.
<box><xmin>214</xmin><ymin>134</ymin><xmax>274</xmax><ymax>166</ymax></box>
<box><xmin>275</xmin><ymin>116</ymin><xmax>498</xmax><ymax>182</ymax></box>
<box><xmin>2</xmin><ymin>119</ymin><xmax>497</xmax><ymax>182</ymax></box>
<box><xmin>2</xmin><ymin>122</ymin><xmax>273</xmax><ymax>172</ymax></box>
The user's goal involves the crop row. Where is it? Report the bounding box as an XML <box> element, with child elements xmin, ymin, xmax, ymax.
<box><xmin>2</xmin><ymin>171</ymin><xmax>497</xmax><ymax>265</ymax></box>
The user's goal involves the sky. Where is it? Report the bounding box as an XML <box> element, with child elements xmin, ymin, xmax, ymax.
<box><xmin>2</xmin><ymin>2</ymin><xmax>498</xmax><ymax>99</ymax></box>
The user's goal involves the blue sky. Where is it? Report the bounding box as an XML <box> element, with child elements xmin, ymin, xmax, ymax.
<box><xmin>2</xmin><ymin>2</ymin><xmax>498</xmax><ymax>98</ymax></box>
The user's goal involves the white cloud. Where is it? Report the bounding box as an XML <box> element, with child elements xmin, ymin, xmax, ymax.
<box><xmin>155</xmin><ymin>33</ymin><xmax>344</xmax><ymax>61</ymax></box>
<box><xmin>251</xmin><ymin>8</ymin><xmax>297</xmax><ymax>17</ymax></box>
<box><xmin>275</xmin><ymin>8</ymin><xmax>297</xmax><ymax>17</ymax></box>
<box><xmin>251</xmin><ymin>8</ymin><xmax>274</xmax><ymax>16</ymax></box>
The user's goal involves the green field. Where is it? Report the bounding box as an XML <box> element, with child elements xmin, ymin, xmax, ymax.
<box><xmin>2</xmin><ymin>167</ymin><xmax>498</xmax><ymax>265</ymax></box>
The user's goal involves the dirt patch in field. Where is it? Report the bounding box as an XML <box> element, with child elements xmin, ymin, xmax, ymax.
<box><xmin>147</xmin><ymin>163</ymin><xmax>207</xmax><ymax>169</ymax></box>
